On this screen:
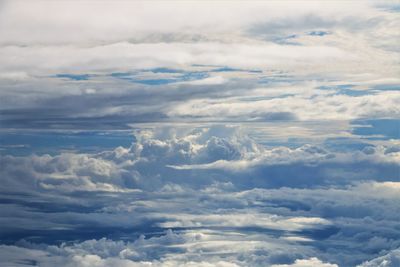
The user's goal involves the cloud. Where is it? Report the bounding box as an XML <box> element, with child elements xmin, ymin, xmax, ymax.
<box><xmin>167</xmin><ymin>90</ymin><xmax>400</xmax><ymax>121</ymax></box>
<box><xmin>357</xmin><ymin>249</ymin><xmax>400</xmax><ymax>267</ymax></box>
<box><xmin>0</xmin><ymin>0</ymin><xmax>399</xmax><ymax>129</ymax></box>
<box><xmin>271</xmin><ymin>257</ymin><xmax>338</xmax><ymax>267</ymax></box>
<box><xmin>2</xmin><ymin>125</ymin><xmax>398</xmax><ymax>194</ymax></box>
<box><xmin>0</xmin><ymin>1</ymin><xmax>388</xmax><ymax>45</ymax></box>
<box><xmin>0</xmin><ymin>1</ymin><xmax>399</xmax><ymax>266</ymax></box>
<box><xmin>0</xmin><ymin>126</ymin><xmax>399</xmax><ymax>266</ymax></box>
<box><xmin>0</xmin><ymin>229</ymin><xmax>329</xmax><ymax>267</ymax></box>
<box><xmin>181</xmin><ymin>75</ymin><xmax>227</xmax><ymax>86</ymax></box>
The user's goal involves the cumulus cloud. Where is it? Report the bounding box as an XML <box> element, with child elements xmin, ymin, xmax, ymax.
<box><xmin>1</xmin><ymin>1</ymin><xmax>399</xmax><ymax>266</ymax></box>
<box><xmin>0</xmin><ymin>126</ymin><xmax>399</xmax><ymax>266</ymax></box>
<box><xmin>357</xmin><ymin>249</ymin><xmax>400</xmax><ymax>267</ymax></box>
<box><xmin>0</xmin><ymin>230</ymin><xmax>337</xmax><ymax>267</ymax></box>
<box><xmin>1</xmin><ymin>125</ymin><xmax>398</xmax><ymax>194</ymax></box>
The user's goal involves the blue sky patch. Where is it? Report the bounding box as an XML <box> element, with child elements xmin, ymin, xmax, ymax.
<box><xmin>307</xmin><ymin>30</ymin><xmax>330</xmax><ymax>36</ymax></box>
<box><xmin>0</xmin><ymin>131</ymin><xmax>134</xmax><ymax>155</ymax></box>
<box><xmin>55</xmin><ymin>74</ymin><xmax>91</xmax><ymax>80</ymax></box>
<box><xmin>110</xmin><ymin>70</ymin><xmax>209</xmax><ymax>85</ymax></box>
<box><xmin>351</xmin><ymin>119</ymin><xmax>400</xmax><ymax>140</ymax></box>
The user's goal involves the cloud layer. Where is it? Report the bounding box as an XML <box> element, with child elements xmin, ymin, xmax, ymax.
<box><xmin>1</xmin><ymin>1</ymin><xmax>399</xmax><ymax>266</ymax></box>
<box><xmin>1</xmin><ymin>126</ymin><xmax>400</xmax><ymax>266</ymax></box>
<box><xmin>0</xmin><ymin>1</ymin><xmax>399</xmax><ymax>129</ymax></box>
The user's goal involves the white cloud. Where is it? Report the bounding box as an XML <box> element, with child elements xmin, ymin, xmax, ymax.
<box><xmin>1</xmin><ymin>125</ymin><xmax>398</xmax><ymax>195</ymax></box>
<box><xmin>0</xmin><ymin>1</ymin><xmax>386</xmax><ymax>45</ymax></box>
<box><xmin>357</xmin><ymin>249</ymin><xmax>400</xmax><ymax>267</ymax></box>
<box><xmin>168</xmin><ymin>90</ymin><xmax>400</xmax><ymax>121</ymax></box>
<box><xmin>271</xmin><ymin>257</ymin><xmax>338</xmax><ymax>267</ymax></box>
<box><xmin>1</xmin><ymin>1</ymin><xmax>399</xmax><ymax>128</ymax></box>
<box><xmin>157</xmin><ymin>212</ymin><xmax>331</xmax><ymax>232</ymax></box>
<box><xmin>0</xmin><ymin>2</ymin><xmax>399</xmax><ymax>266</ymax></box>
<box><xmin>1</xmin><ymin>1</ymin><xmax>398</xmax><ymax>78</ymax></box>
<box><xmin>181</xmin><ymin>75</ymin><xmax>227</xmax><ymax>86</ymax></box>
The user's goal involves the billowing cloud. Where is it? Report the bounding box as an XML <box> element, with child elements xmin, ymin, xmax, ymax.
<box><xmin>1</xmin><ymin>1</ymin><xmax>399</xmax><ymax>266</ymax></box>
<box><xmin>1</xmin><ymin>126</ymin><xmax>399</xmax><ymax>266</ymax></box>
<box><xmin>357</xmin><ymin>249</ymin><xmax>400</xmax><ymax>267</ymax></box>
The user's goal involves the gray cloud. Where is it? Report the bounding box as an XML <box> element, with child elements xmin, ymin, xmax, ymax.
<box><xmin>1</xmin><ymin>1</ymin><xmax>399</xmax><ymax>266</ymax></box>
<box><xmin>0</xmin><ymin>126</ymin><xmax>399</xmax><ymax>266</ymax></box>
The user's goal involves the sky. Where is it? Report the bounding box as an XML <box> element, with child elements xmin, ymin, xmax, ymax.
<box><xmin>0</xmin><ymin>1</ymin><xmax>399</xmax><ymax>266</ymax></box>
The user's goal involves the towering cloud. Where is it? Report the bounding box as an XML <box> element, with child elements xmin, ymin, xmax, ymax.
<box><xmin>0</xmin><ymin>1</ymin><xmax>399</xmax><ymax>266</ymax></box>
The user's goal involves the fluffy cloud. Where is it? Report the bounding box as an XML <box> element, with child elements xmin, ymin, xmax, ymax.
<box><xmin>1</xmin><ymin>1</ymin><xmax>399</xmax><ymax>266</ymax></box>
<box><xmin>2</xmin><ymin>126</ymin><xmax>398</xmax><ymax>193</ymax></box>
<box><xmin>1</xmin><ymin>126</ymin><xmax>399</xmax><ymax>195</ymax></box>
<box><xmin>1</xmin><ymin>126</ymin><xmax>399</xmax><ymax>266</ymax></box>
<box><xmin>0</xmin><ymin>231</ymin><xmax>338</xmax><ymax>267</ymax></box>
<box><xmin>357</xmin><ymin>249</ymin><xmax>400</xmax><ymax>267</ymax></box>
